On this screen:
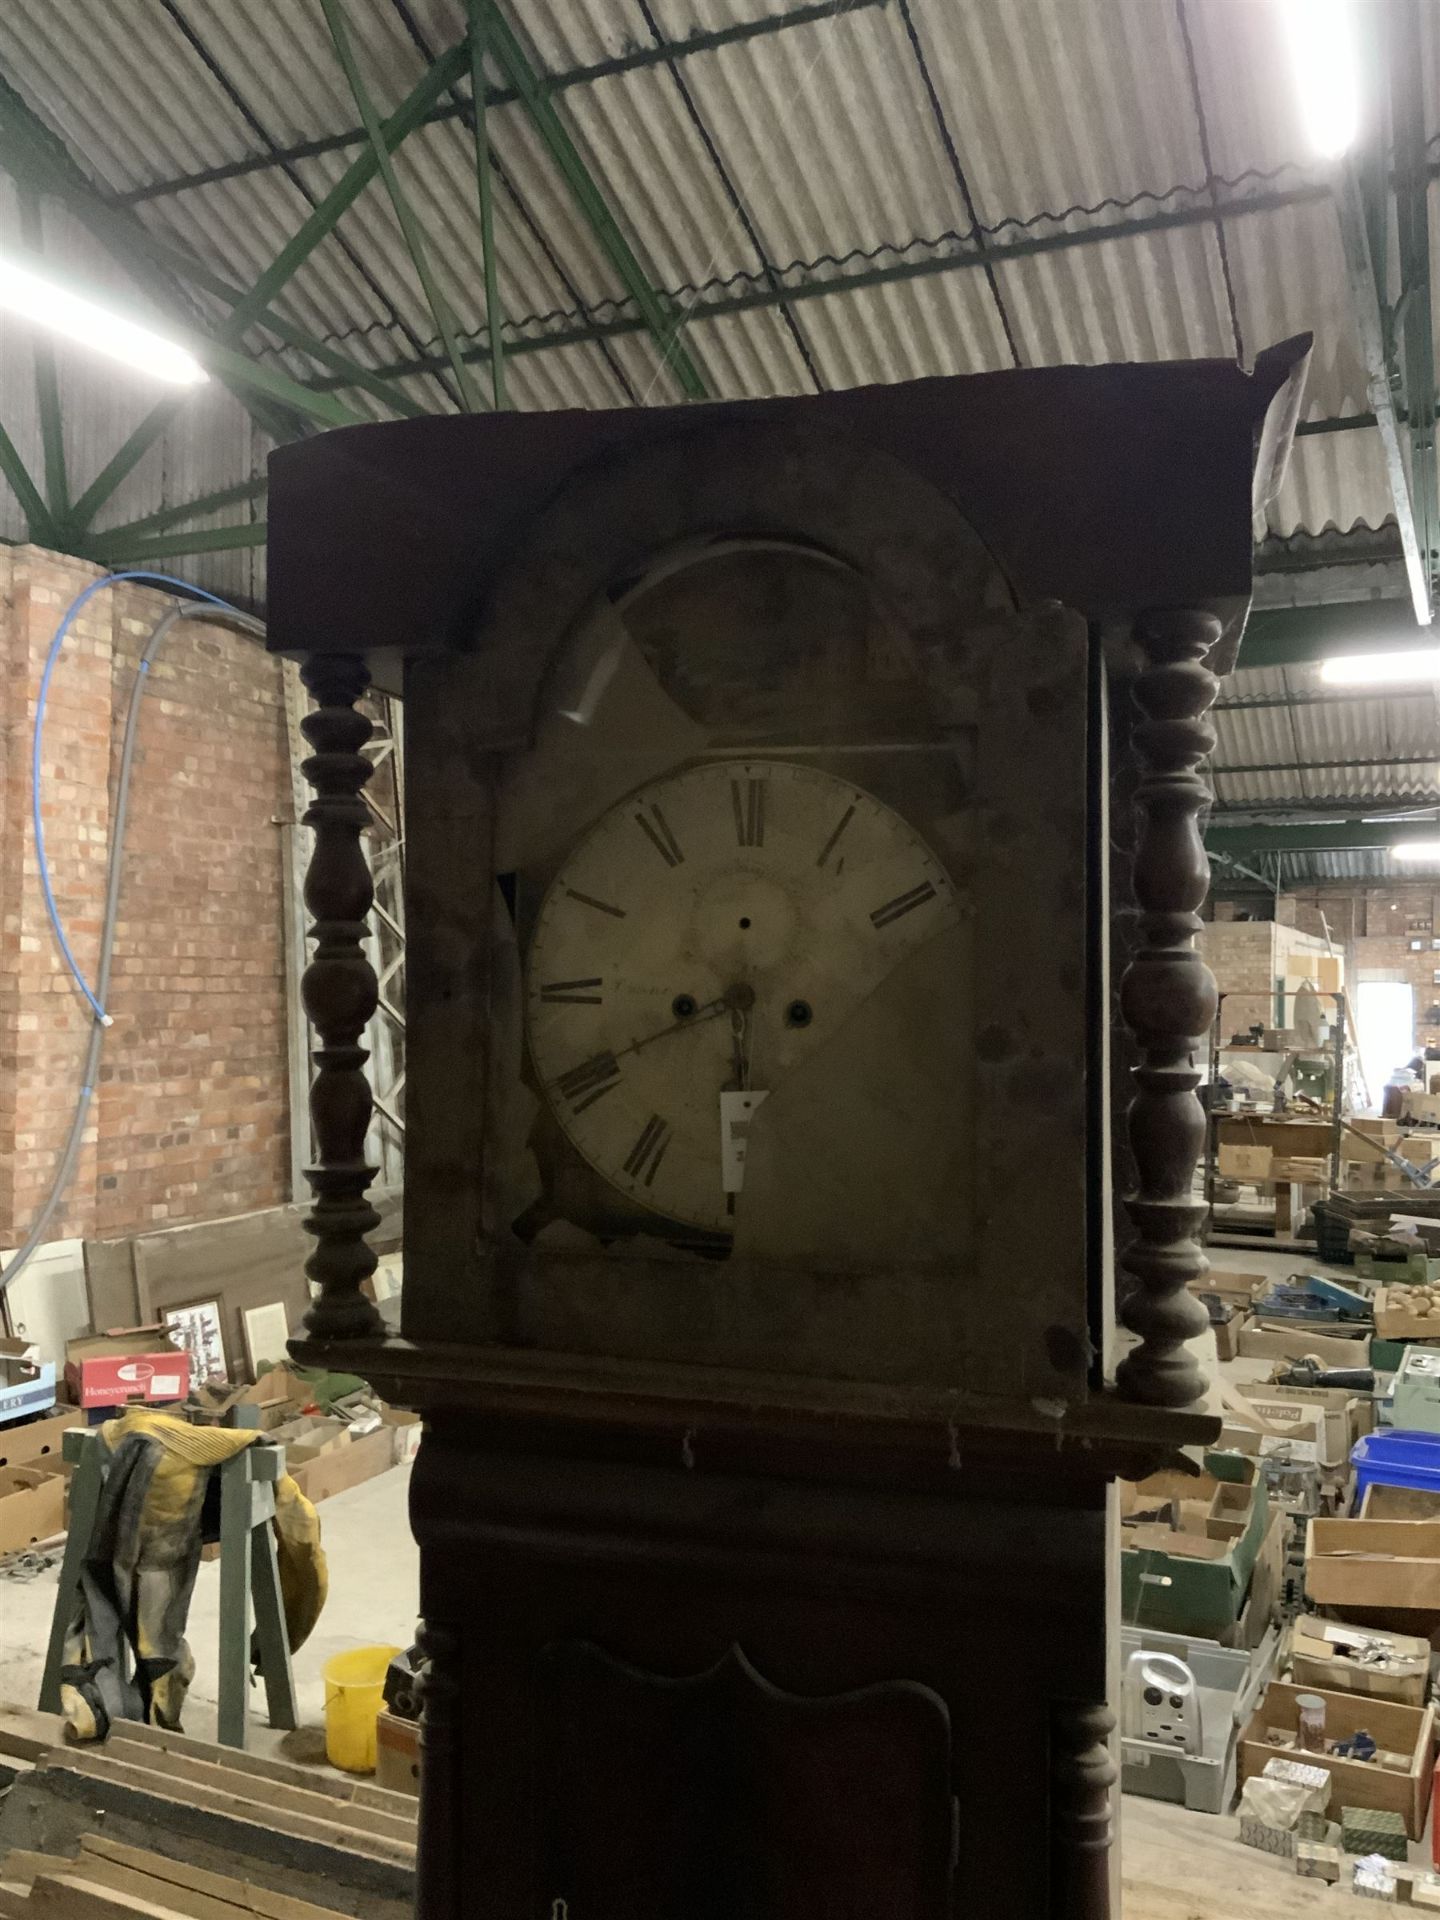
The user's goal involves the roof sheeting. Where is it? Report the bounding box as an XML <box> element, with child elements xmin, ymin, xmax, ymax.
<box><xmin>0</xmin><ymin>0</ymin><xmax>1423</xmax><ymax>604</ymax></box>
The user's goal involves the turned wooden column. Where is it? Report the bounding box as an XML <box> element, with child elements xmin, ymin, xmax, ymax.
<box><xmin>1114</xmin><ymin>608</ymin><xmax>1219</xmax><ymax>1408</ymax></box>
<box><xmin>1051</xmin><ymin>1702</ymin><xmax>1116</xmax><ymax>1920</ymax></box>
<box><xmin>297</xmin><ymin>654</ymin><xmax>384</xmax><ymax>1341</ymax></box>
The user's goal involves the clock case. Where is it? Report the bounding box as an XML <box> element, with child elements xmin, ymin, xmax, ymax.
<box><xmin>404</xmin><ymin>420</ymin><xmax>1097</xmax><ymax>1406</ymax></box>
<box><xmin>269</xmin><ymin>347</ymin><xmax>1310</xmax><ymax>1920</ymax></box>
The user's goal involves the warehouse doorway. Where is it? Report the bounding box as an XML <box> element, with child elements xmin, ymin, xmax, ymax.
<box><xmin>1355</xmin><ymin>979</ymin><xmax>1416</xmax><ymax>1110</ymax></box>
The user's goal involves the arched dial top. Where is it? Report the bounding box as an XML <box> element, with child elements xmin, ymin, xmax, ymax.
<box><xmin>525</xmin><ymin>758</ymin><xmax>960</xmax><ymax>1233</ymax></box>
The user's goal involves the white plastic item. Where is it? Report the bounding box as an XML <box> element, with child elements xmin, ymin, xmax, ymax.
<box><xmin>1122</xmin><ymin>1649</ymin><xmax>1203</xmax><ymax>1754</ymax></box>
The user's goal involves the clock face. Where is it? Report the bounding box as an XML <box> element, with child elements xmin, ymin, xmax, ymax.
<box><xmin>524</xmin><ymin>758</ymin><xmax>960</xmax><ymax>1233</ymax></box>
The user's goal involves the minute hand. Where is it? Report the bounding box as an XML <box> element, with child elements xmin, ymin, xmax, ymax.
<box><xmin>613</xmin><ymin>996</ymin><xmax>729</xmax><ymax>1063</ymax></box>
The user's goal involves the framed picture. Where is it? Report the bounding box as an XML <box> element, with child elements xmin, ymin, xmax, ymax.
<box><xmin>242</xmin><ymin>1301</ymin><xmax>291</xmax><ymax>1378</ymax></box>
<box><xmin>162</xmin><ymin>1300</ymin><xmax>227</xmax><ymax>1383</ymax></box>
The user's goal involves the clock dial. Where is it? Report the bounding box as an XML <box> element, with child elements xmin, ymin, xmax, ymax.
<box><xmin>525</xmin><ymin>759</ymin><xmax>960</xmax><ymax>1233</ymax></box>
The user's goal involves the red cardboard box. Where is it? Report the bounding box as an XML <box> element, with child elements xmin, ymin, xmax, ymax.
<box><xmin>64</xmin><ymin>1328</ymin><xmax>190</xmax><ymax>1410</ymax></box>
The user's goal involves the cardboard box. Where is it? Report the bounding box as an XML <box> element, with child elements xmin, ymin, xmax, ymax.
<box><xmin>64</xmin><ymin>1327</ymin><xmax>189</xmax><ymax>1410</ymax></box>
<box><xmin>1121</xmin><ymin>1462</ymin><xmax>1268</xmax><ymax>1639</ymax></box>
<box><xmin>1349</xmin><ymin>1120</ymin><xmax>1403</xmax><ymax>1164</ymax></box>
<box><xmin>1404</xmin><ymin>1093</ymin><xmax>1440</xmax><ymax>1125</ymax></box>
<box><xmin>270</xmin><ymin>1414</ymin><xmax>351</xmax><ymax>1467</ymax></box>
<box><xmin>382</xmin><ymin>1406</ymin><xmax>421</xmax><ymax>1465</ymax></box>
<box><xmin>0</xmin><ymin>1360</ymin><xmax>58</xmax><ymax>1427</ymax></box>
<box><xmin>1361</xmin><ymin>1484</ymin><xmax>1440</xmax><ymax>1523</ymax></box>
<box><xmin>1345</xmin><ymin>1161</ymin><xmax>1412</xmax><ymax>1192</ymax></box>
<box><xmin>0</xmin><ymin>1409</ymin><xmax>80</xmax><ymax>1471</ymax></box>
<box><xmin>1238</xmin><ymin>1321</ymin><xmax>1373</xmax><ymax>1370</ymax></box>
<box><xmin>0</xmin><ymin>1463</ymin><xmax>66</xmax><ymax>1554</ymax></box>
<box><xmin>375</xmin><ymin>1709</ymin><xmax>420</xmax><ymax>1797</ymax></box>
<box><xmin>1401</xmin><ymin>1137</ymin><xmax>1439</xmax><ymax>1166</ymax></box>
<box><xmin>1219</xmin><ymin>1145</ymin><xmax>1273</xmax><ymax>1182</ymax></box>
<box><xmin>1289</xmin><ymin>1615</ymin><xmax>1431</xmax><ymax>1707</ymax></box>
<box><xmin>1240</xmin><ymin>1680</ymin><xmax>1436</xmax><ymax>1839</ymax></box>
<box><xmin>1225</xmin><ymin>1391</ymin><xmax>1327</xmax><ymax>1467</ymax></box>
<box><xmin>1376</xmin><ymin>1286</ymin><xmax>1440</xmax><ymax>1341</ymax></box>
<box><xmin>1233</xmin><ymin>1382</ymin><xmax>1370</xmax><ymax>1470</ymax></box>
<box><xmin>286</xmin><ymin>1424</ymin><xmax>394</xmax><ymax>1505</ymax></box>
<box><xmin>1307</xmin><ymin>1517</ymin><xmax>1440</xmax><ymax>1613</ymax></box>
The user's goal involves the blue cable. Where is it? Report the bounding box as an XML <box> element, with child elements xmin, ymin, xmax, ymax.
<box><xmin>33</xmin><ymin>569</ymin><xmax>246</xmax><ymax>1024</ymax></box>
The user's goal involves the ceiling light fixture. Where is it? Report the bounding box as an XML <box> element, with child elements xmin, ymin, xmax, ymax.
<box><xmin>1319</xmin><ymin>647</ymin><xmax>1440</xmax><ymax>686</ymax></box>
<box><xmin>1391</xmin><ymin>842</ymin><xmax>1440</xmax><ymax>863</ymax></box>
<box><xmin>0</xmin><ymin>249</ymin><xmax>207</xmax><ymax>386</ymax></box>
<box><xmin>1277</xmin><ymin>0</ymin><xmax>1361</xmax><ymax>159</ymax></box>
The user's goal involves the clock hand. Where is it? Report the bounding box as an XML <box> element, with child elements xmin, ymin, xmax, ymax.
<box><xmin>612</xmin><ymin>980</ymin><xmax>758</xmax><ymax>1067</ymax></box>
<box><xmin>613</xmin><ymin>995</ymin><xmax>728</xmax><ymax>1063</ymax></box>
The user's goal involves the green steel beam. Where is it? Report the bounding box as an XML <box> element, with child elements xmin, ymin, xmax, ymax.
<box><xmin>0</xmin><ymin>416</ymin><xmax>52</xmax><ymax>539</ymax></box>
<box><xmin>118</xmin><ymin>0</ymin><xmax>879</xmax><ymax>203</ymax></box>
<box><xmin>321</xmin><ymin>0</ymin><xmax>481</xmax><ymax>413</ymax></box>
<box><xmin>87</xmin><ymin>475</ymin><xmax>268</xmax><ymax>552</ymax></box>
<box><xmin>1206</xmin><ymin>821</ymin><xmax>1431</xmax><ymax>854</ymax></box>
<box><xmin>0</xmin><ymin>70</ymin><xmax>427</xmax><ymax>552</ymax></box>
<box><xmin>1213</xmin><ymin>755</ymin><xmax>1439</xmax><ymax>777</ymax></box>
<box><xmin>1237</xmin><ymin>599</ymin><xmax>1423</xmax><ymax>670</ymax></box>
<box><xmin>482</xmin><ymin>4</ymin><xmax>709</xmax><ymax>400</ymax></box>
<box><xmin>17</xmin><ymin>190</ymin><xmax>68</xmax><ymax>525</ymax></box>
<box><xmin>1334</xmin><ymin>153</ymin><xmax>1432</xmax><ymax>624</ymax></box>
<box><xmin>1391</xmin><ymin>0</ymin><xmax>1439</xmax><ymax>620</ymax></box>
<box><xmin>71</xmin><ymin>40</ymin><xmax>474</xmax><ymax>530</ymax></box>
<box><xmin>90</xmin><ymin>522</ymin><xmax>268</xmax><ymax>565</ymax></box>
<box><xmin>303</xmin><ymin>180</ymin><xmax>1330</xmax><ymax>393</ymax></box>
<box><xmin>467</xmin><ymin>0</ymin><xmax>507</xmax><ymax>410</ymax></box>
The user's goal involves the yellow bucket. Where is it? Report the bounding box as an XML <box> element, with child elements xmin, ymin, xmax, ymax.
<box><xmin>323</xmin><ymin>1643</ymin><xmax>401</xmax><ymax>1774</ymax></box>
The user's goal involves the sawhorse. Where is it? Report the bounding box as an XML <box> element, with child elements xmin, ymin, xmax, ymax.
<box><xmin>38</xmin><ymin>1427</ymin><xmax>298</xmax><ymax>1749</ymax></box>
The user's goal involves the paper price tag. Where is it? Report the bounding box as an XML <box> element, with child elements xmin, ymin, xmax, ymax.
<box><xmin>721</xmin><ymin>1090</ymin><xmax>769</xmax><ymax>1193</ymax></box>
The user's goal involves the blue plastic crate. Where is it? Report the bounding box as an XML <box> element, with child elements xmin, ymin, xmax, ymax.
<box><xmin>1351</xmin><ymin>1428</ymin><xmax>1440</xmax><ymax>1505</ymax></box>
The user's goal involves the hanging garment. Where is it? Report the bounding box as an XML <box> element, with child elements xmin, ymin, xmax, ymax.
<box><xmin>60</xmin><ymin>1408</ymin><xmax>327</xmax><ymax>1741</ymax></box>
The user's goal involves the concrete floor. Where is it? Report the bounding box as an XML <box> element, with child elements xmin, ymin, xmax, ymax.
<box><xmin>0</xmin><ymin>1458</ymin><xmax>420</xmax><ymax>1760</ymax></box>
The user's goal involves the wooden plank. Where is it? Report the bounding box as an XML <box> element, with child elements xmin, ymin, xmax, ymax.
<box><xmin>80</xmin><ymin>1838</ymin><xmax>352</xmax><ymax>1920</ymax></box>
<box><xmin>81</xmin><ymin>1241</ymin><xmax>140</xmax><ymax>1334</ymax></box>
<box><xmin>0</xmin><ymin>1854</ymin><xmax>74</xmax><ymax>1892</ymax></box>
<box><xmin>98</xmin><ymin>1743</ymin><xmax>415</xmax><ymax>1844</ymax></box>
<box><xmin>29</xmin><ymin>1874</ymin><xmax>187</xmax><ymax>1917</ymax></box>
<box><xmin>37</xmin><ymin>1755</ymin><xmax>415</xmax><ymax>1868</ymax></box>
<box><xmin>37</xmin><ymin>1859</ymin><xmax>239</xmax><ymax>1920</ymax></box>
<box><xmin>104</xmin><ymin>1724</ymin><xmax>416</xmax><ymax>1820</ymax></box>
<box><xmin>0</xmin><ymin>1708</ymin><xmax>68</xmax><ymax>1761</ymax></box>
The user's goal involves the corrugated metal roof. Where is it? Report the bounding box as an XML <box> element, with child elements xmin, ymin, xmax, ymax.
<box><xmin>0</xmin><ymin>0</ymin><xmax>1422</xmax><ymax>610</ymax></box>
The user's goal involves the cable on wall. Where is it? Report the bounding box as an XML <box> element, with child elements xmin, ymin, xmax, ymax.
<box><xmin>2</xmin><ymin>572</ymin><xmax>266</xmax><ymax>1302</ymax></box>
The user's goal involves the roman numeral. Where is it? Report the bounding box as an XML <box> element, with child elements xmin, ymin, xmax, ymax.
<box><xmin>555</xmin><ymin>1051</ymin><xmax>621</xmax><ymax>1113</ymax></box>
<box><xmin>635</xmin><ymin>803</ymin><xmax>684</xmax><ymax>867</ymax></box>
<box><xmin>622</xmin><ymin>1113</ymin><xmax>672</xmax><ymax>1187</ymax></box>
<box><xmin>565</xmin><ymin>888</ymin><xmax>625</xmax><ymax>918</ymax></box>
<box><xmin>870</xmin><ymin>880</ymin><xmax>938</xmax><ymax>930</ymax></box>
<box><xmin>731</xmin><ymin>777</ymin><xmax>766</xmax><ymax>848</ymax></box>
<box><xmin>539</xmin><ymin>977</ymin><xmax>603</xmax><ymax>1005</ymax></box>
<box><xmin>816</xmin><ymin>803</ymin><xmax>855</xmax><ymax>869</ymax></box>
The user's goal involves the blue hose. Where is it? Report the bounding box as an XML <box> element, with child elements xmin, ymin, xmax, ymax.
<box><xmin>32</xmin><ymin>570</ymin><xmax>245</xmax><ymax>1023</ymax></box>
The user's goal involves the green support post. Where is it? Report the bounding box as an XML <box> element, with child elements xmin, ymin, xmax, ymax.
<box><xmin>0</xmin><ymin>416</ymin><xmax>53</xmax><ymax>541</ymax></box>
<box><xmin>468</xmin><ymin>0</ymin><xmax>508</xmax><ymax>410</ymax></box>
<box><xmin>18</xmin><ymin>190</ymin><xmax>69</xmax><ymax>530</ymax></box>
<box><xmin>322</xmin><ymin>0</ymin><xmax>481</xmax><ymax>413</ymax></box>
<box><xmin>483</xmin><ymin>3</ymin><xmax>709</xmax><ymax>400</ymax></box>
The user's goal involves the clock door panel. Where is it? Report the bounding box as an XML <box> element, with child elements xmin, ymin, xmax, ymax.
<box><xmin>536</xmin><ymin>1642</ymin><xmax>954</xmax><ymax>1920</ymax></box>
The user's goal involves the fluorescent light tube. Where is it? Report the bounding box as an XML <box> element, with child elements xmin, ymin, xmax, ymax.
<box><xmin>1277</xmin><ymin>0</ymin><xmax>1361</xmax><ymax>159</ymax></box>
<box><xmin>0</xmin><ymin>250</ymin><xmax>207</xmax><ymax>386</ymax></box>
<box><xmin>1319</xmin><ymin>648</ymin><xmax>1440</xmax><ymax>686</ymax></box>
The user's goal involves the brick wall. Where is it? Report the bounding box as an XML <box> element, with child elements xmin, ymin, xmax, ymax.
<box><xmin>1228</xmin><ymin>884</ymin><xmax>1440</xmax><ymax>1057</ymax></box>
<box><xmin>0</xmin><ymin>546</ymin><xmax>292</xmax><ymax>1248</ymax></box>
